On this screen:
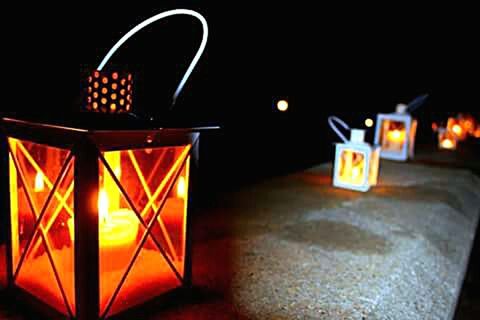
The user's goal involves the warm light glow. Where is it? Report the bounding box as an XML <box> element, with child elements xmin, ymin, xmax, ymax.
<box><xmin>276</xmin><ymin>100</ymin><xmax>289</xmax><ymax>112</ymax></box>
<box><xmin>97</xmin><ymin>188</ymin><xmax>139</xmax><ymax>248</ymax></box>
<box><xmin>177</xmin><ymin>176</ymin><xmax>187</xmax><ymax>199</ymax></box>
<box><xmin>339</xmin><ymin>150</ymin><xmax>365</xmax><ymax>186</ymax></box>
<box><xmin>452</xmin><ymin>124</ymin><xmax>462</xmax><ymax>135</ymax></box>
<box><xmin>99</xmin><ymin>189</ymin><xmax>109</xmax><ymax>223</ymax></box>
<box><xmin>365</xmin><ymin>118</ymin><xmax>374</xmax><ymax>128</ymax></box>
<box><xmin>440</xmin><ymin>139</ymin><xmax>455</xmax><ymax>150</ymax></box>
<box><xmin>474</xmin><ymin>128</ymin><xmax>480</xmax><ymax>138</ymax></box>
<box><xmin>432</xmin><ymin>122</ymin><xmax>438</xmax><ymax>131</ymax></box>
<box><xmin>387</xmin><ymin>129</ymin><xmax>405</xmax><ymax>142</ymax></box>
<box><xmin>34</xmin><ymin>171</ymin><xmax>45</xmax><ymax>192</ymax></box>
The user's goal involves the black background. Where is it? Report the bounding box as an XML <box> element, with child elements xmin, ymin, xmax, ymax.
<box><xmin>1</xmin><ymin>2</ymin><xmax>478</xmax><ymax>187</ymax></box>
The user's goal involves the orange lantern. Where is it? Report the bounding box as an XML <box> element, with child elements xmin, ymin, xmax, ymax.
<box><xmin>0</xmin><ymin>117</ymin><xmax>216</xmax><ymax>319</ymax></box>
<box><xmin>374</xmin><ymin>104</ymin><xmax>418</xmax><ymax>161</ymax></box>
<box><xmin>437</xmin><ymin>128</ymin><xmax>457</xmax><ymax>150</ymax></box>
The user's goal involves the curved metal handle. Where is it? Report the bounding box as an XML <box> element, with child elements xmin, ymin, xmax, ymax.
<box><xmin>97</xmin><ymin>9</ymin><xmax>209</xmax><ymax>107</ymax></box>
<box><xmin>328</xmin><ymin>116</ymin><xmax>350</xmax><ymax>143</ymax></box>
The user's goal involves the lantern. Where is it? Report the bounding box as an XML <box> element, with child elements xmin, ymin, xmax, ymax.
<box><xmin>447</xmin><ymin>117</ymin><xmax>468</xmax><ymax>141</ymax></box>
<box><xmin>0</xmin><ymin>8</ymin><xmax>211</xmax><ymax>319</ymax></box>
<box><xmin>458</xmin><ymin>113</ymin><xmax>476</xmax><ymax>136</ymax></box>
<box><xmin>437</xmin><ymin>128</ymin><xmax>457</xmax><ymax>150</ymax></box>
<box><xmin>329</xmin><ymin>117</ymin><xmax>380</xmax><ymax>192</ymax></box>
<box><xmin>0</xmin><ymin>117</ymin><xmax>217</xmax><ymax>319</ymax></box>
<box><xmin>374</xmin><ymin>104</ymin><xmax>417</xmax><ymax>161</ymax></box>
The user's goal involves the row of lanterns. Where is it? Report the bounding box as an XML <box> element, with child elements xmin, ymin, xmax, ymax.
<box><xmin>330</xmin><ymin>100</ymin><xmax>421</xmax><ymax>192</ymax></box>
<box><xmin>433</xmin><ymin>114</ymin><xmax>480</xmax><ymax>151</ymax></box>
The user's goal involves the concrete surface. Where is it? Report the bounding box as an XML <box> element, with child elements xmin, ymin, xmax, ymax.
<box><xmin>1</xmin><ymin>160</ymin><xmax>480</xmax><ymax>319</ymax></box>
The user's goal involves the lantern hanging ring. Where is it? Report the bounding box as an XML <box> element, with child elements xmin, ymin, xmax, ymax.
<box><xmin>328</xmin><ymin>116</ymin><xmax>350</xmax><ymax>143</ymax></box>
<box><xmin>97</xmin><ymin>9</ymin><xmax>209</xmax><ymax>107</ymax></box>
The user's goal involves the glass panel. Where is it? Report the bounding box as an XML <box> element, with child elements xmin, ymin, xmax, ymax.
<box><xmin>380</xmin><ymin>120</ymin><xmax>406</xmax><ymax>152</ymax></box>
<box><xmin>103</xmin><ymin>146</ymin><xmax>191</xmax><ymax>226</ymax></box>
<box><xmin>107</xmin><ymin>236</ymin><xmax>181</xmax><ymax>318</ymax></box>
<box><xmin>368</xmin><ymin>148</ymin><xmax>380</xmax><ymax>186</ymax></box>
<box><xmin>9</xmin><ymin>138</ymin><xmax>71</xmax><ymax>215</ymax></box>
<box><xmin>100</xmin><ymin>145</ymin><xmax>190</xmax><ymax>317</ymax></box>
<box><xmin>409</xmin><ymin>119</ymin><xmax>418</xmax><ymax>158</ymax></box>
<box><xmin>338</xmin><ymin>149</ymin><xmax>366</xmax><ymax>186</ymax></box>
<box><xmin>16</xmin><ymin>232</ymin><xmax>69</xmax><ymax>316</ymax></box>
<box><xmin>151</xmin><ymin>157</ymin><xmax>190</xmax><ymax>276</ymax></box>
<box><xmin>42</xmin><ymin>160</ymin><xmax>75</xmax><ymax>314</ymax></box>
<box><xmin>9</xmin><ymin>138</ymin><xmax>74</xmax><ymax>316</ymax></box>
<box><xmin>99</xmin><ymin>159</ymin><xmax>144</xmax><ymax>315</ymax></box>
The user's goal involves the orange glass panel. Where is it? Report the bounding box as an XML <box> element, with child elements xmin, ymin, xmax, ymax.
<box><xmin>16</xmin><ymin>232</ymin><xmax>69</xmax><ymax>316</ymax></box>
<box><xmin>9</xmin><ymin>139</ymin><xmax>71</xmax><ymax>217</ymax></box>
<box><xmin>380</xmin><ymin>120</ymin><xmax>406</xmax><ymax>152</ymax></box>
<box><xmin>368</xmin><ymin>148</ymin><xmax>380</xmax><ymax>186</ymax></box>
<box><xmin>99</xmin><ymin>146</ymin><xmax>190</xmax><ymax>316</ymax></box>
<box><xmin>338</xmin><ymin>149</ymin><xmax>365</xmax><ymax>186</ymax></box>
<box><xmin>151</xmin><ymin>157</ymin><xmax>190</xmax><ymax>276</ymax></box>
<box><xmin>98</xmin><ymin>158</ymin><xmax>143</xmax><ymax>315</ymax></box>
<box><xmin>8</xmin><ymin>138</ymin><xmax>74</xmax><ymax>316</ymax></box>
<box><xmin>107</xmin><ymin>236</ymin><xmax>181</xmax><ymax>318</ymax></box>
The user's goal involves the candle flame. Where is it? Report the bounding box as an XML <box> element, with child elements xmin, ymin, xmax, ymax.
<box><xmin>34</xmin><ymin>172</ymin><xmax>45</xmax><ymax>192</ymax></box>
<box><xmin>99</xmin><ymin>189</ymin><xmax>109</xmax><ymax>223</ymax></box>
<box><xmin>452</xmin><ymin>124</ymin><xmax>462</xmax><ymax>135</ymax></box>
<box><xmin>440</xmin><ymin>139</ymin><xmax>455</xmax><ymax>150</ymax></box>
<box><xmin>177</xmin><ymin>176</ymin><xmax>187</xmax><ymax>199</ymax></box>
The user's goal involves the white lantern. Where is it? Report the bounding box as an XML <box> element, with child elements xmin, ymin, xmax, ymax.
<box><xmin>329</xmin><ymin>117</ymin><xmax>380</xmax><ymax>192</ymax></box>
<box><xmin>374</xmin><ymin>104</ymin><xmax>418</xmax><ymax>161</ymax></box>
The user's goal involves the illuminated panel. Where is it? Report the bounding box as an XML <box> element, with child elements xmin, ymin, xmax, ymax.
<box><xmin>99</xmin><ymin>145</ymin><xmax>191</xmax><ymax>317</ymax></box>
<box><xmin>8</xmin><ymin>138</ymin><xmax>75</xmax><ymax>316</ymax></box>
<box><xmin>338</xmin><ymin>149</ymin><xmax>366</xmax><ymax>186</ymax></box>
<box><xmin>380</xmin><ymin>120</ymin><xmax>406</xmax><ymax>152</ymax></box>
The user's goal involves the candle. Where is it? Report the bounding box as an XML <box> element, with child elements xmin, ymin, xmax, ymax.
<box><xmin>339</xmin><ymin>151</ymin><xmax>364</xmax><ymax>186</ymax></box>
<box><xmin>385</xmin><ymin>129</ymin><xmax>406</xmax><ymax>151</ymax></box>
<box><xmin>440</xmin><ymin>138</ymin><xmax>455</xmax><ymax>150</ymax></box>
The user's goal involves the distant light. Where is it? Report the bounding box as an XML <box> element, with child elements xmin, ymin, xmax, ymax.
<box><xmin>452</xmin><ymin>124</ymin><xmax>462</xmax><ymax>135</ymax></box>
<box><xmin>364</xmin><ymin>118</ymin><xmax>374</xmax><ymax>128</ymax></box>
<box><xmin>432</xmin><ymin>122</ymin><xmax>438</xmax><ymax>132</ymax></box>
<box><xmin>277</xmin><ymin>100</ymin><xmax>289</xmax><ymax>112</ymax></box>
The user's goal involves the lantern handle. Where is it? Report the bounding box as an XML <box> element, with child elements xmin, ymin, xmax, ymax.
<box><xmin>328</xmin><ymin>116</ymin><xmax>350</xmax><ymax>143</ymax></box>
<box><xmin>406</xmin><ymin>93</ymin><xmax>429</xmax><ymax>113</ymax></box>
<box><xmin>97</xmin><ymin>9</ymin><xmax>209</xmax><ymax>107</ymax></box>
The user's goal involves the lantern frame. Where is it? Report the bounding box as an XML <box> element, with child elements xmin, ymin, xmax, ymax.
<box><xmin>333</xmin><ymin>141</ymin><xmax>380</xmax><ymax>192</ymax></box>
<box><xmin>374</xmin><ymin>112</ymin><xmax>417</xmax><ymax>161</ymax></box>
<box><xmin>0</xmin><ymin>117</ymin><xmax>214</xmax><ymax>320</ymax></box>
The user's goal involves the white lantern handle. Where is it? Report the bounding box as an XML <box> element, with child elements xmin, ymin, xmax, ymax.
<box><xmin>97</xmin><ymin>9</ymin><xmax>209</xmax><ymax>107</ymax></box>
<box><xmin>328</xmin><ymin>116</ymin><xmax>350</xmax><ymax>143</ymax></box>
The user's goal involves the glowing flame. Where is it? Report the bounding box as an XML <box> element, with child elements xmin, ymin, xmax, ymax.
<box><xmin>177</xmin><ymin>176</ymin><xmax>187</xmax><ymax>199</ymax></box>
<box><xmin>452</xmin><ymin>124</ymin><xmax>462</xmax><ymax>135</ymax></box>
<box><xmin>352</xmin><ymin>167</ymin><xmax>360</xmax><ymax>180</ymax></box>
<box><xmin>474</xmin><ymin>128</ymin><xmax>480</xmax><ymax>138</ymax></box>
<box><xmin>99</xmin><ymin>189</ymin><xmax>109</xmax><ymax>223</ymax></box>
<box><xmin>440</xmin><ymin>139</ymin><xmax>455</xmax><ymax>150</ymax></box>
<box><xmin>34</xmin><ymin>172</ymin><xmax>45</xmax><ymax>192</ymax></box>
<box><xmin>387</xmin><ymin>129</ymin><xmax>405</xmax><ymax>142</ymax></box>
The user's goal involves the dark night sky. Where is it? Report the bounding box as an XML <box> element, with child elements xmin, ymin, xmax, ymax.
<box><xmin>1</xmin><ymin>2</ymin><xmax>478</xmax><ymax>186</ymax></box>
